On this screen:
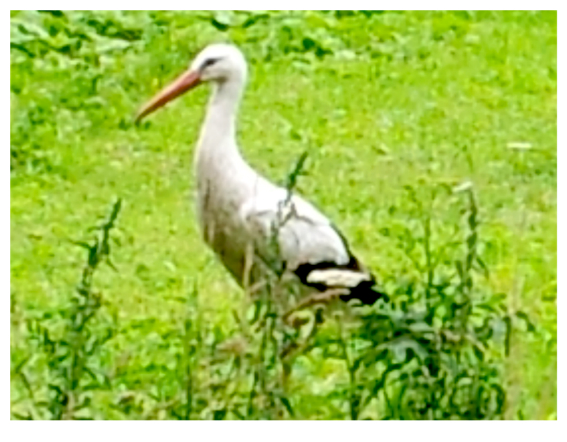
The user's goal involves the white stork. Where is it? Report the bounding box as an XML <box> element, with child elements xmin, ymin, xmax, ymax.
<box><xmin>136</xmin><ymin>43</ymin><xmax>387</xmax><ymax>306</ymax></box>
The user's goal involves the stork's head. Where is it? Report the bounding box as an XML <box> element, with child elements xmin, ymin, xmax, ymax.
<box><xmin>135</xmin><ymin>43</ymin><xmax>247</xmax><ymax>123</ymax></box>
<box><xmin>191</xmin><ymin>43</ymin><xmax>247</xmax><ymax>83</ymax></box>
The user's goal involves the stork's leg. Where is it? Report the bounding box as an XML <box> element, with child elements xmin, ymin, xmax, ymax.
<box><xmin>278</xmin><ymin>305</ymin><xmax>325</xmax><ymax>407</ymax></box>
<box><xmin>283</xmin><ymin>288</ymin><xmax>347</xmax><ymax>324</ymax></box>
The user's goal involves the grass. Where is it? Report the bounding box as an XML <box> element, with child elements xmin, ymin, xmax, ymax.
<box><xmin>10</xmin><ymin>10</ymin><xmax>556</xmax><ymax>419</ymax></box>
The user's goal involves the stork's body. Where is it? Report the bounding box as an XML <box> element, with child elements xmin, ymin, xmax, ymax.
<box><xmin>137</xmin><ymin>44</ymin><xmax>387</xmax><ymax>305</ymax></box>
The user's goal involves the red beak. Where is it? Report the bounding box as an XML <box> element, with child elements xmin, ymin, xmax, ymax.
<box><xmin>135</xmin><ymin>70</ymin><xmax>201</xmax><ymax>123</ymax></box>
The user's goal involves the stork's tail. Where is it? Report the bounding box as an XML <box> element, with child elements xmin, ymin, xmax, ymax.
<box><xmin>294</xmin><ymin>262</ymin><xmax>389</xmax><ymax>306</ymax></box>
<box><xmin>338</xmin><ymin>285</ymin><xmax>389</xmax><ymax>305</ymax></box>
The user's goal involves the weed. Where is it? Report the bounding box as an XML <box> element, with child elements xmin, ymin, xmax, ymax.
<box><xmin>13</xmin><ymin>199</ymin><xmax>121</xmax><ymax>419</ymax></box>
<box><xmin>11</xmin><ymin>10</ymin><xmax>556</xmax><ymax>419</ymax></box>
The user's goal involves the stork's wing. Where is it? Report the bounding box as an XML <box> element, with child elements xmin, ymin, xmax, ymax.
<box><xmin>239</xmin><ymin>187</ymin><xmax>387</xmax><ymax>305</ymax></box>
<box><xmin>240</xmin><ymin>190</ymin><xmax>347</xmax><ymax>269</ymax></box>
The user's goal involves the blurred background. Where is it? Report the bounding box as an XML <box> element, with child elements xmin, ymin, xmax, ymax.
<box><xmin>10</xmin><ymin>10</ymin><xmax>556</xmax><ymax>420</ymax></box>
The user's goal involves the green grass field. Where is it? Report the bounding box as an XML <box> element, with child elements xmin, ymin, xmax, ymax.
<box><xmin>10</xmin><ymin>10</ymin><xmax>556</xmax><ymax>419</ymax></box>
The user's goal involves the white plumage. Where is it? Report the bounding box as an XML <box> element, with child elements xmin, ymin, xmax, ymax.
<box><xmin>136</xmin><ymin>43</ymin><xmax>387</xmax><ymax>306</ymax></box>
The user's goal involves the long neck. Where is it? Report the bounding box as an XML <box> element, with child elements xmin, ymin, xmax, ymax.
<box><xmin>195</xmin><ymin>78</ymin><xmax>245</xmax><ymax>169</ymax></box>
<box><xmin>194</xmin><ymin>75</ymin><xmax>259</xmax><ymax>214</ymax></box>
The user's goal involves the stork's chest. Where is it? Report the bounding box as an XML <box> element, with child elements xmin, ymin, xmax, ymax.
<box><xmin>193</xmin><ymin>171</ymin><xmax>252</xmax><ymax>273</ymax></box>
<box><xmin>193</xmin><ymin>150</ymin><xmax>255</xmax><ymax>221</ymax></box>
<box><xmin>191</xmin><ymin>147</ymin><xmax>263</xmax><ymax>282</ymax></box>
<box><xmin>195</xmin><ymin>169</ymin><xmax>247</xmax><ymax>224</ymax></box>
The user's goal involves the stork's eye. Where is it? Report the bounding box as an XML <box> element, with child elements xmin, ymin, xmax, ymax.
<box><xmin>202</xmin><ymin>57</ymin><xmax>220</xmax><ymax>69</ymax></box>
